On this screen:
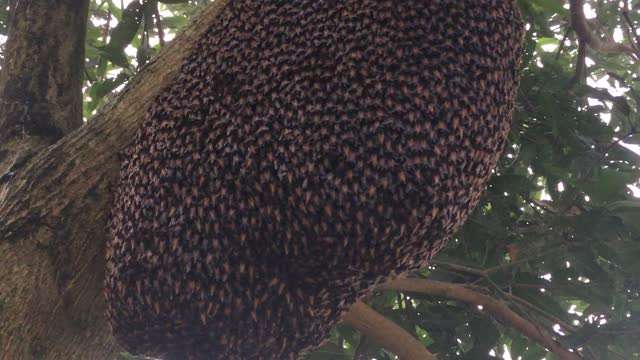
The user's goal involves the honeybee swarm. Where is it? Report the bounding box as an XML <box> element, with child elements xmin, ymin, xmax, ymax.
<box><xmin>106</xmin><ymin>1</ymin><xmax>524</xmax><ymax>359</ymax></box>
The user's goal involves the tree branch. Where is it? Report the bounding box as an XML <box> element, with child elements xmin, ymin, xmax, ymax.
<box><xmin>0</xmin><ymin>0</ymin><xmax>88</xmax><ymax>140</ymax></box>
<box><xmin>379</xmin><ymin>278</ymin><xmax>581</xmax><ymax>360</ymax></box>
<box><xmin>343</xmin><ymin>302</ymin><xmax>437</xmax><ymax>360</ymax></box>
<box><xmin>154</xmin><ymin>3</ymin><xmax>166</xmax><ymax>47</ymax></box>
<box><xmin>568</xmin><ymin>40</ymin><xmax>587</xmax><ymax>86</ymax></box>
<box><xmin>569</xmin><ymin>0</ymin><xmax>637</xmax><ymax>57</ymax></box>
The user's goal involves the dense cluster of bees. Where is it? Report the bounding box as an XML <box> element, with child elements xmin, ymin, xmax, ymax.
<box><xmin>106</xmin><ymin>0</ymin><xmax>524</xmax><ymax>359</ymax></box>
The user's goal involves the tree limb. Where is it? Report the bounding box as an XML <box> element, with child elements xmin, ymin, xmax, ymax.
<box><xmin>620</xmin><ymin>2</ymin><xmax>640</xmax><ymax>53</ymax></box>
<box><xmin>569</xmin><ymin>0</ymin><xmax>637</xmax><ymax>57</ymax></box>
<box><xmin>379</xmin><ymin>278</ymin><xmax>582</xmax><ymax>360</ymax></box>
<box><xmin>343</xmin><ymin>302</ymin><xmax>437</xmax><ymax>360</ymax></box>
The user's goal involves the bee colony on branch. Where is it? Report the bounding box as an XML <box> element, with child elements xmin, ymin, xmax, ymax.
<box><xmin>106</xmin><ymin>1</ymin><xmax>524</xmax><ymax>359</ymax></box>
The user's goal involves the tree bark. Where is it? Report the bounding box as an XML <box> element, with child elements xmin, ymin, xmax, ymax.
<box><xmin>0</xmin><ymin>2</ymin><xmax>229</xmax><ymax>359</ymax></box>
<box><xmin>0</xmin><ymin>0</ymin><xmax>89</xmax><ymax>179</ymax></box>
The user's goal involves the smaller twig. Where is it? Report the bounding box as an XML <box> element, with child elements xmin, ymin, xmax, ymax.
<box><xmin>432</xmin><ymin>243</ymin><xmax>567</xmax><ymax>279</ymax></box>
<box><xmin>430</xmin><ymin>266</ymin><xmax>470</xmax><ymax>279</ymax></box>
<box><xmin>431</xmin><ymin>249</ymin><xmax>577</xmax><ymax>335</ymax></box>
<box><xmin>556</xmin><ymin>26</ymin><xmax>572</xmax><ymax>60</ymax></box>
<box><xmin>604</xmin><ymin>130</ymin><xmax>639</xmax><ymax>153</ymax></box>
<box><xmin>154</xmin><ymin>3</ymin><xmax>165</xmax><ymax>47</ymax></box>
<box><xmin>621</xmin><ymin>2</ymin><xmax>640</xmax><ymax>51</ymax></box>
<box><xmin>601</xmin><ymin>346</ymin><xmax>632</xmax><ymax>360</ymax></box>
<box><xmin>595</xmin><ymin>321</ymin><xmax>640</xmax><ymax>335</ymax></box>
<box><xmin>508</xmin><ymin>293</ymin><xmax>578</xmax><ymax>333</ymax></box>
<box><xmin>570</xmin><ymin>0</ymin><xmax>638</xmax><ymax>57</ymax></box>
<box><xmin>481</xmin><ymin>239</ymin><xmax>491</xmax><ymax>267</ymax></box>
<box><xmin>430</xmin><ymin>260</ymin><xmax>486</xmax><ymax>277</ymax></box>
<box><xmin>104</xmin><ymin>6</ymin><xmax>111</xmax><ymax>43</ymax></box>
<box><xmin>620</xmin><ymin>15</ymin><xmax>638</xmax><ymax>54</ymax></box>
<box><xmin>606</xmin><ymin>72</ymin><xmax>640</xmax><ymax>105</ymax></box>
<box><xmin>484</xmin><ymin>243</ymin><xmax>568</xmax><ymax>275</ymax></box>
<box><xmin>568</xmin><ymin>40</ymin><xmax>587</xmax><ymax>87</ymax></box>
<box><xmin>83</xmin><ymin>64</ymin><xmax>96</xmax><ymax>83</ymax></box>
<box><xmin>529</xmin><ymin>198</ymin><xmax>561</xmax><ymax>214</ymax></box>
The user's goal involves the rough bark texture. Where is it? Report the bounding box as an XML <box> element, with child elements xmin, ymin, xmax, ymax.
<box><xmin>0</xmin><ymin>2</ymin><xmax>229</xmax><ymax>359</ymax></box>
<box><xmin>0</xmin><ymin>0</ymin><xmax>89</xmax><ymax>179</ymax></box>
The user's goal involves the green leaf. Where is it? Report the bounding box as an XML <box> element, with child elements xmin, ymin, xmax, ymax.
<box><xmin>604</xmin><ymin>200</ymin><xmax>640</xmax><ymax>232</ymax></box>
<box><xmin>584</xmin><ymin>169</ymin><xmax>633</xmax><ymax>204</ymax></box>
<box><xmin>99</xmin><ymin>0</ymin><xmax>143</xmax><ymax>68</ymax></box>
<box><xmin>304</xmin><ymin>342</ymin><xmax>351</xmax><ymax>360</ymax></box>
<box><xmin>509</xmin><ymin>334</ymin><xmax>529</xmax><ymax>359</ymax></box>
<box><xmin>462</xmin><ymin>316</ymin><xmax>500</xmax><ymax>360</ymax></box>
<box><xmin>107</xmin><ymin>0</ymin><xmax>124</xmax><ymax>21</ymax></box>
<box><xmin>95</xmin><ymin>45</ymin><xmax>130</xmax><ymax>69</ymax></box>
<box><xmin>109</xmin><ymin>1</ymin><xmax>143</xmax><ymax>50</ymax></box>
<box><xmin>531</xmin><ymin>0</ymin><xmax>569</xmax><ymax>15</ymax></box>
<box><xmin>611</xmin><ymin>97</ymin><xmax>633</xmax><ymax>133</ymax></box>
<box><xmin>561</xmin><ymin>324</ymin><xmax>599</xmax><ymax>349</ymax></box>
<box><xmin>136</xmin><ymin>44</ymin><xmax>156</xmax><ymax>67</ymax></box>
<box><xmin>87</xmin><ymin>72</ymin><xmax>130</xmax><ymax>112</ymax></box>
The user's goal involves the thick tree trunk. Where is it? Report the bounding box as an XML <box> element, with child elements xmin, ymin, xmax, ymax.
<box><xmin>0</xmin><ymin>0</ymin><xmax>89</xmax><ymax>178</ymax></box>
<box><xmin>0</xmin><ymin>2</ymin><xmax>229</xmax><ymax>359</ymax></box>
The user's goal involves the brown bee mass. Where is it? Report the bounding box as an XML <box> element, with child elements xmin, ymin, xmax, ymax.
<box><xmin>106</xmin><ymin>1</ymin><xmax>524</xmax><ymax>359</ymax></box>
